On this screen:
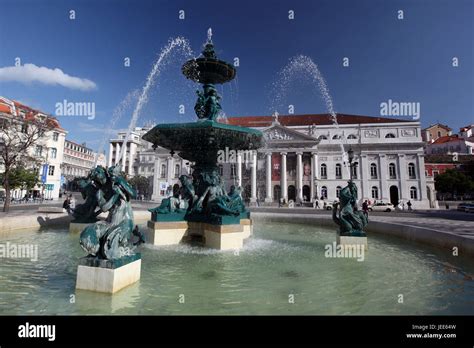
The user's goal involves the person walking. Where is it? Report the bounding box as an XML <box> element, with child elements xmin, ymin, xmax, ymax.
<box><xmin>407</xmin><ymin>200</ymin><xmax>412</xmax><ymax>211</ymax></box>
<box><xmin>362</xmin><ymin>199</ymin><xmax>369</xmax><ymax>217</ymax></box>
<box><xmin>314</xmin><ymin>199</ymin><xmax>319</xmax><ymax>209</ymax></box>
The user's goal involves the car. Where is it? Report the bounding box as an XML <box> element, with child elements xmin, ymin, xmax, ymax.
<box><xmin>457</xmin><ymin>203</ymin><xmax>474</xmax><ymax>212</ymax></box>
<box><xmin>368</xmin><ymin>201</ymin><xmax>395</xmax><ymax>212</ymax></box>
<box><xmin>325</xmin><ymin>200</ymin><xmax>339</xmax><ymax>210</ymax></box>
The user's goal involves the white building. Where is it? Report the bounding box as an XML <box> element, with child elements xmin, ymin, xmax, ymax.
<box><xmin>62</xmin><ymin>140</ymin><xmax>107</xmax><ymax>190</ymax></box>
<box><xmin>0</xmin><ymin>97</ymin><xmax>67</xmax><ymax>200</ymax></box>
<box><xmin>109</xmin><ymin>127</ymin><xmax>151</xmax><ymax>176</ymax></box>
<box><xmin>220</xmin><ymin>113</ymin><xmax>434</xmax><ymax>209</ymax></box>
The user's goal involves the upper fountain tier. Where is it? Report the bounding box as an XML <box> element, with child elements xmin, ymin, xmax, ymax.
<box><xmin>182</xmin><ymin>40</ymin><xmax>236</xmax><ymax>84</ymax></box>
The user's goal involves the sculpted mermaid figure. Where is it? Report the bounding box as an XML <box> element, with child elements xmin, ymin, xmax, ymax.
<box><xmin>79</xmin><ymin>165</ymin><xmax>144</xmax><ymax>260</ymax></box>
<box><xmin>332</xmin><ymin>181</ymin><xmax>368</xmax><ymax>236</ymax></box>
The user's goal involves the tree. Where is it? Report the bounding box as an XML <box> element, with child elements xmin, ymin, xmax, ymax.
<box><xmin>128</xmin><ymin>175</ymin><xmax>152</xmax><ymax>200</ymax></box>
<box><xmin>0</xmin><ymin>113</ymin><xmax>53</xmax><ymax>212</ymax></box>
<box><xmin>435</xmin><ymin>169</ymin><xmax>474</xmax><ymax>198</ymax></box>
<box><xmin>0</xmin><ymin>166</ymin><xmax>39</xmax><ymax>197</ymax></box>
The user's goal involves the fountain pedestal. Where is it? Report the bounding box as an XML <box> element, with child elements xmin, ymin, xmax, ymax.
<box><xmin>69</xmin><ymin>222</ymin><xmax>94</xmax><ymax>234</ymax></box>
<box><xmin>76</xmin><ymin>255</ymin><xmax>142</xmax><ymax>294</ymax></box>
<box><xmin>336</xmin><ymin>233</ymin><xmax>368</xmax><ymax>250</ymax></box>
<box><xmin>146</xmin><ymin>220</ymin><xmax>189</xmax><ymax>246</ymax></box>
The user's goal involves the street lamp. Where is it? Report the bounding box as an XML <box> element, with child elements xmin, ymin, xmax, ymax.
<box><xmin>348</xmin><ymin>147</ymin><xmax>354</xmax><ymax>182</ymax></box>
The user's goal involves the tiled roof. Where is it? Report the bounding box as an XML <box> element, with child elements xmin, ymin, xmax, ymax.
<box><xmin>423</xmin><ymin>123</ymin><xmax>452</xmax><ymax>131</ymax></box>
<box><xmin>226</xmin><ymin>114</ymin><xmax>414</xmax><ymax>127</ymax></box>
<box><xmin>432</xmin><ymin>135</ymin><xmax>461</xmax><ymax>144</ymax></box>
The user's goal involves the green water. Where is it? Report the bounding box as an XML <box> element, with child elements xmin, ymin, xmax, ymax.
<box><xmin>0</xmin><ymin>221</ymin><xmax>473</xmax><ymax>315</ymax></box>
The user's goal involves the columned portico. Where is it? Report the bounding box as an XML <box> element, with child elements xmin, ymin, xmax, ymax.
<box><xmin>379</xmin><ymin>154</ymin><xmax>389</xmax><ymax>201</ymax></box>
<box><xmin>250</xmin><ymin>151</ymin><xmax>257</xmax><ymax>203</ymax></box>
<box><xmin>265</xmin><ymin>152</ymin><xmax>272</xmax><ymax>203</ymax></box>
<box><xmin>108</xmin><ymin>143</ymin><xmax>113</xmax><ymax>167</ymax></box>
<box><xmin>296</xmin><ymin>151</ymin><xmax>303</xmax><ymax>202</ymax></box>
<box><xmin>280</xmin><ymin>152</ymin><xmax>288</xmax><ymax>201</ymax></box>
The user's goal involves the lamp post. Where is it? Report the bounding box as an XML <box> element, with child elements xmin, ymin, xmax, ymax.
<box><xmin>348</xmin><ymin>147</ymin><xmax>355</xmax><ymax>182</ymax></box>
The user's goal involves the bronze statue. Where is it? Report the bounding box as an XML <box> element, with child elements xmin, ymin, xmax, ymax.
<box><xmin>332</xmin><ymin>181</ymin><xmax>368</xmax><ymax>236</ymax></box>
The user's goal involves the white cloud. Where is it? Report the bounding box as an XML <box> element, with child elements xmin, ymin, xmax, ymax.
<box><xmin>0</xmin><ymin>63</ymin><xmax>97</xmax><ymax>91</ymax></box>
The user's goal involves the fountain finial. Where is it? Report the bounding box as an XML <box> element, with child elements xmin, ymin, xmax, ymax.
<box><xmin>272</xmin><ymin>111</ymin><xmax>280</xmax><ymax>125</ymax></box>
<box><xmin>207</xmin><ymin>27</ymin><xmax>213</xmax><ymax>43</ymax></box>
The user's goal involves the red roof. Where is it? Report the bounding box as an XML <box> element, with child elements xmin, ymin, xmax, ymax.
<box><xmin>460</xmin><ymin>124</ymin><xmax>474</xmax><ymax>132</ymax></box>
<box><xmin>432</xmin><ymin>135</ymin><xmax>461</xmax><ymax>144</ymax></box>
<box><xmin>226</xmin><ymin>114</ymin><xmax>413</xmax><ymax>127</ymax></box>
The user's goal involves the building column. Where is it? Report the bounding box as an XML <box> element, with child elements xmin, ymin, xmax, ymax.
<box><xmin>417</xmin><ymin>153</ymin><xmax>427</xmax><ymax>202</ymax></box>
<box><xmin>250</xmin><ymin>151</ymin><xmax>257</xmax><ymax>203</ymax></box>
<box><xmin>296</xmin><ymin>151</ymin><xmax>303</xmax><ymax>202</ymax></box>
<box><xmin>359</xmin><ymin>154</ymin><xmax>369</xmax><ymax>200</ymax></box>
<box><xmin>167</xmin><ymin>156</ymin><xmax>173</xmax><ymax>183</ymax></box>
<box><xmin>311</xmin><ymin>152</ymin><xmax>318</xmax><ymax>201</ymax></box>
<box><xmin>108</xmin><ymin>143</ymin><xmax>113</xmax><ymax>167</ymax></box>
<box><xmin>379</xmin><ymin>154</ymin><xmax>389</xmax><ymax>201</ymax></box>
<box><xmin>152</xmin><ymin>156</ymin><xmax>161</xmax><ymax>201</ymax></box>
<box><xmin>237</xmin><ymin>152</ymin><xmax>242</xmax><ymax>187</ymax></box>
<box><xmin>265</xmin><ymin>152</ymin><xmax>272</xmax><ymax>203</ymax></box>
<box><xmin>398</xmin><ymin>154</ymin><xmax>408</xmax><ymax>201</ymax></box>
<box><xmin>120</xmin><ymin>142</ymin><xmax>127</xmax><ymax>173</ymax></box>
<box><xmin>128</xmin><ymin>143</ymin><xmax>135</xmax><ymax>177</ymax></box>
<box><xmin>280</xmin><ymin>152</ymin><xmax>288</xmax><ymax>202</ymax></box>
<box><xmin>116</xmin><ymin>143</ymin><xmax>122</xmax><ymax>170</ymax></box>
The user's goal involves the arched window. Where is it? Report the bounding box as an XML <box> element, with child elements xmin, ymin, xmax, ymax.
<box><xmin>332</xmin><ymin>134</ymin><xmax>341</xmax><ymax>140</ymax></box>
<box><xmin>370</xmin><ymin>163</ymin><xmax>378</xmax><ymax>179</ymax></box>
<box><xmin>351</xmin><ymin>163</ymin><xmax>358</xmax><ymax>179</ymax></box>
<box><xmin>320</xmin><ymin>164</ymin><xmax>327</xmax><ymax>178</ymax></box>
<box><xmin>175</xmin><ymin>164</ymin><xmax>180</xmax><ymax>178</ymax></box>
<box><xmin>408</xmin><ymin>163</ymin><xmax>416</xmax><ymax>179</ymax></box>
<box><xmin>389</xmin><ymin>163</ymin><xmax>396</xmax><ymax>179</ymax></box>
<box><xmin>321</xmin><ymin>186</ymin><xmax>328</xmax><ymax>199</ymax></box>
<box><xmin>385</xmin><ymin>133</ymin><xmax>396</xmax><ymax>138</ymax></box>
<box><xmin>336</xmin><ymin>186</ymin><xmax>342</xmax><ymax>198</ymax></box>
<box><xmin>347</xmin><ymin>134</ymin><xmax>357</xmax><ymax>139</ymax></box>
<box><xmin>371</xmin><ymin>186</ymin><xmax>379</xmax><ymax>199</ymax></box>
<box><xmin>50</xmin><ymin>148</ymin><xmax>57</xmax><ymax>159</ymax></box>
<box><xmin>410</xmin><ymin>186</ymin><xmax>418</xmax><ymax>199</ymax></box>
<box><xmin>335</xmin><ymin>163</ymin><xmax>342</xmax><ymax>179</ymax></box>
<box><xmin>318</xmin><ymin>135</ymin><xmax>328</xmax><ymax>140</ymax></box>
<box><xmin>160</xmin><ymin>164</ymin><xmax>166</xmax><ymax>178</ymax></box>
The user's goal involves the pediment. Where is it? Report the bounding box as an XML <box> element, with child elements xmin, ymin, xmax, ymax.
<box><xmin>263</xmin><ymin>124</ymin><xmax>319</xmax><ymax>143</ymax></box>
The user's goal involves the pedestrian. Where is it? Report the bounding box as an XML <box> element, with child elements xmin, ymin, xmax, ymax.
<box><xmin>362</xmin><ymin>199</ymin><xmax>369</xmax><ymax>217</ymax></box>
<box><xmin>63</xmin><ymin>196</ymin><xmax>71</xmax><ymax>214</ymax></box>
<box><xmin>407</xmin><ymin>200</ymin><xmax>412</xmax><ymax>211</ymax></box>
<box><xmin>323</xmin><ymin>201</ymin><xmax>327</xmax><ymax>210</ymax></box>
<box><xmin>314</xmin><ymin>199</ymin><xmax>319</xmax><ymax>209</ymax></box>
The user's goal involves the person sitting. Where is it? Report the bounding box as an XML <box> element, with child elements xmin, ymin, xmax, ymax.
<box><xmin>63</xmin><ymin>196</ymin><xmax>71</xmax><ymax>214</ymax></box>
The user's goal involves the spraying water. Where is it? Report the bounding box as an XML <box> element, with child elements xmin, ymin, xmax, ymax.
<box><xmin>270</xmin><ymin>55</ymin><xmax>349</xmax><ymax>175</ymax></box>
<box><xmin>117</xmin><ymin>37</ymin><xmax>195</xmax><ymax>166</ymax></box>
<box><xmin>94</xmin><ymin>89</ymin><xmax>139</xmax><ymax>166</ymax></box>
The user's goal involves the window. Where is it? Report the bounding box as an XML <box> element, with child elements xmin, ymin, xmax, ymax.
<box><xmin>408</xmin><ymin>163</ymin><xmax>416</xmax><ymax>179</ymax></box>
<box><xmin>35</xmin><ymin>145</ymin><xmax>43</xmax><ymax>157</ymax></box>
<box><xmin>320</xmin><ymin>164</ymin><xmax>327</xmax><ymax>179</ymax></box>
<box><xmin>336</xmin><ymin>186</ymin><xmax>342</xmax><ymax>198</ymax></box>
<box><xmin>433</xmin><ymin>170</ymin><xmax>439</xmax><ymax>177</ymax></box>
<box><xmin>389</xmin><ymin>163</ymin><xmax>396</xmax><ymax>179</ymax></box>
<box><xmin>175</xmin><ymin>164</ymin><xmax>180</xmax><ymax>178</ymax></box>
<box><xmin>160</xmin><ymin>164</ymin><xmax>166</xmax><ymax>178</ymax></box>
<box><xmin>230</xmin><ymin>164</ymin><xmax>237</xmax><ymax>178</ymax></box>
<box><xmin>53</xmin><ymin>132</ymin><xmax>59</xmax><ymax>141</ymax></box>
<box><xmin>218</xmin><ymin>165</ymin><xmax>223</xmax><ymax>176</ymax></box>
<box><xmin>332</xmin><ymin>134</ymin><xmax>341</xmax><ymax>140</ymax></box>
<box><xmin>351</xmin><ymin>164</ymin><xmax>358</xmax><ymax>179</ymax></box>
<box><xmin>318</xmin><ymin>135</ymin><xmax>327</xmax><ymax>140</ymax></box>
<box><xmin>48</xmin><ymin>165</ymin><xmax>55</xmax><ymax>176</ymax></box>
<box><xmin>347</xmin><ymin>134</ymin><xmax>357</xmax><ymax>139</ymax></box>
<box><xmin>335</xmin><ymin>164</ymin><xmax>342</xmax><ymax>179</ymax></box>
<box><xmin>321</xmin><ymin>186</ymin><xmax>328</xmax><ymax>199</ymax></box>
<box><xmin>385</xmin><ymin>133</ymin><xmax>396</xmax><ymax>138</ymax></box>
<box><xmin>437</xmin><ymin>131</ymin><xmax>441</xmax><ymax>138</ymax></box>
<box><xmin>50</xmin><ymin>148</ymin><xmax>57</xmax><ymax>159</ymax></box>
<box><xmin>370</xmin><ymin>163</ymin><xmax>378</xmax><ymax>179</ymax></box>
<box><xmin>371</xmin><ymin>186</ymin><xmax>379</xmax><ymax>199</ymax></box>
<box><xmin>410</xmin><ymin>186</ymin><xmax>418</xmax><ymax>199</ymax></box>
<box><xmin>21</xmin><ymin>124</ymin><xmax>28</xmax><ymax>133</ymax></box>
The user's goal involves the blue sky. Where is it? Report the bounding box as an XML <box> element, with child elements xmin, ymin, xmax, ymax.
<box><xmin>0</xmin><ymin>0</ymin><xmax>472</xmax><ymax>152</ymax></box>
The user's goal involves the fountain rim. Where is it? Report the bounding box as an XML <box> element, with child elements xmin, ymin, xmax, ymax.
<box><xmin>182</xmin><ymin>57</ymin><xmax>236</xmax><ymax>84</ymax></box>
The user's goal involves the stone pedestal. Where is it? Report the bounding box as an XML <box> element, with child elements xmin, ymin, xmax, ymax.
<box><xmin>336</xmin><ymin>234</ymin><xmax>368</xmax><ymax>250</ymax></box>
<box><xmin>240</xmin><ymin>218</ymin><xmax>253</xmax><ymax>239</ymax></box>
<box><xmin>69</xmin><ymin>222</ymin><xmax>94</xmax><ymax>233</ymax></box>
<box><xmin>146</xmin><ymin>220</ymin><xmax>188</xmax><ymax>246</ymax></box>
<box><xmin>76</xmin><ymin>255</ymin><xmax>141</xmax><ymax>294</ymax></box>
<box><xmin>203</xmin><ymin>223</ymin><xmax>246</xmax><ymax>250</ymax></box>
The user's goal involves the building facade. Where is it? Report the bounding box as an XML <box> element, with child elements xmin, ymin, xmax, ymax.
<box><xmin>422</xmin><ymin>123</ymin><xmax>452</xmax><ymax>143</ymax></box>
<box><xmin>62</xmin><ymin>140</ymin><xmax>106</xmax><ymax>190</ymax></box>
<box><xmin>0</xmin><ymin>96</ymin><xmax>67</xmax><ymax>200</ymax></box>
<box><xmin>147</xmin><ymin>113</ymin><xmax>437</xmax><ymax>209</ymax></box>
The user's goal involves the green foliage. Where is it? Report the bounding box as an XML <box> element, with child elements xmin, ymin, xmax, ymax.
<box><xmin>0</xmin><ymin>166</ymin><xmax>39</xmax><ymax>190</ymax></box>
<box><xmin>435</xmin><ymin>169</ymin><xmax>474</xmax><ymax>195</ymax></box>
<box><xmin>127</xmin><ymin>175</ymin><xmax>152</xmax><ymax>199</ymax></box>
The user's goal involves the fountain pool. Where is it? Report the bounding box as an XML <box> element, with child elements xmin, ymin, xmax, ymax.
<box><xmin>0</xmin><ymin>220</ymin><xmax>473</xmax><ymax>315</ymax></box>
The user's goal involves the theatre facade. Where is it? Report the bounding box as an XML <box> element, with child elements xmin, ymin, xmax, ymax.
<box><xmin>218</xmin><ymin>114</ymin><xmax>437</xmax><ymax>209</ymax></box>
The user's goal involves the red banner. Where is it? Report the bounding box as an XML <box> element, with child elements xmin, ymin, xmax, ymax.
<box><xmin>272</xmin><ymin>153</ymin><xmax>280</xmax><ymax>181</ymax></box>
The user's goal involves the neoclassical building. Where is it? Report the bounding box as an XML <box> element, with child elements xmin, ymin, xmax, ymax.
<box><xmin>147</xmin><ymin>113</ymin><xmax>437</xmax><ymax>209</ymax></box>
